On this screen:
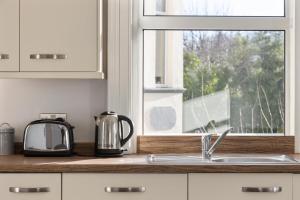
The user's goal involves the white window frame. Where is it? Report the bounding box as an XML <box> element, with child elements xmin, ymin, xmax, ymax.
<box><xmin>107</xmin><ymin>0</ymin><xmax>296</xmax><ymax>152</ymax></box>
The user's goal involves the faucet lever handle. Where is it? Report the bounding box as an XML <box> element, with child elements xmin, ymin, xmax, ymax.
<box><xmin>202</xmin><ymin>133</ymin><xmax>212</xmax><ymax>140</ymax></box>
<box><xmin>208</xmin><ymin>127</ymin><xmax>233</xmax><ymax>153</ymax></box>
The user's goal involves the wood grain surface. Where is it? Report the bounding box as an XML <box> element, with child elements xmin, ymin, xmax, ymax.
<box><xmin>0</xmin><ymin>154</ymin><xmax>299</xmax><ymax>173</ymax></box>
<box><xmin>6</xmin><ymin>136</ymin><xmax>297</xmax><ymax>173</ymax></box>
<box><xmin>16</xmin><ymin>136</ymin><xmax>295</xmax><ymax>156</ymax></box>
<box><xmin>137</xmin><ymin>136</ymin><xmax>295</xmax><ymax>154</ymax></box>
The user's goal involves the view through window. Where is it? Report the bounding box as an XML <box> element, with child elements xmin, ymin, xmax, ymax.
<box><xmin>142</xmin><ymin>0</ymin><xmax>286</xmax><ymax>135</ymax></box>
<box><xmin>144</xmin><ymin>0</ymin><xmax>284</xmax><ymax>16</ymax></box>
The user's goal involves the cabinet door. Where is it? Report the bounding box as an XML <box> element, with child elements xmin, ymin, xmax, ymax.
<box><xmin>20</xmin><ymin>0</ymin><xmax>98</xmax><ymax>72</ymax></box>
<box><xmin>0</xmin><ymin>173</ymin><xmax>61</xmax><ymax>200</ymax></box>
<box><xmin>63</xmin><ymin>173</ymin><xmax>187</xmax><ymax>200</ymax></box>
<box><xmin>189</xmin><ymin>173</ymin><xmax>292</xmax><ymax>200</ymax></box>
<box><xmin>293</xmin><ymin>175</ymin><xmax>300</xmax><ymax>200</ymax></box>
<box><xmin>0</xmin><ymin>0</ymin><xmax>19</xmax><ymax>71</ymax></box>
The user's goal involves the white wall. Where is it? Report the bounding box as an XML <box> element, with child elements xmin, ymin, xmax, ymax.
<box><xmin>295</xmin><ymin>0</ymin><xmax>300</xmax><ymax>153</ymax></box>
<box><xmin>0</xmin><ymin>79</ymin><xmax>107</xmax><ymax>142</ymax></box>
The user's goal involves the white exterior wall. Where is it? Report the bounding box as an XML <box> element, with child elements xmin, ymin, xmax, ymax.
<box><xmin>144</xmin><ymin>31</ymin><xmax>157</xmax><ymax>88</ymax></box>
<box><xmin>143</xmin><ymin>1</ymin><xmax>184</xmax><ymax>135</ymax></box>
<box><xmin>144</xmin><ymin>93</ymin><xmax>182</xmax><ymax>134</ymax></box>
<box><xmin>165</xmin><ymin>31</ymin><xmax>184</xmax><ymax>88</ymax></box>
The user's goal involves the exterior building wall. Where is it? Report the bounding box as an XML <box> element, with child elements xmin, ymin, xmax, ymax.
<box><xmin>143</xmin><ymin>1</ymin><xmax>184</xmax><ymax>134</ymax></box>
<box><xmin>144</xmin><ymin>93</ymin><xmax>183</xmax><ymax>134</ymax></box>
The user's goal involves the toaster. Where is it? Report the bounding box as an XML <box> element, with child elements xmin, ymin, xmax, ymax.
<box><xmin>23</xmin><ymin>118</ymin><xmax>74</xmax><ymax>156</ymax></box>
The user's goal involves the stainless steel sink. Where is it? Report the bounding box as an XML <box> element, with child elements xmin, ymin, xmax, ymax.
<box><xmin>147</xmin><ymin>154</ymin><xmax>208</xmax><ymax>164</ymax></box>
<box><xmin>211</xmin><ymin>155</ymin><xmax>297</xmax><ymax>163</ymax></box>
<box><xmin>146</xmin><ymin>154</ymin><xmax>298</xmax><ymax>164</ymax></box>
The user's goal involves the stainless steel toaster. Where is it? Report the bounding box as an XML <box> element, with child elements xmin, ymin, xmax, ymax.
<box><xmin>23</xmin><ymin>118</ymin><xmax>74</xmax><ymax>156</ymax></box>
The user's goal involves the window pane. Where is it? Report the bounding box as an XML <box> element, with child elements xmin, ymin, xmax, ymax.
<box><xmin>144</xmin><ymin>0</ymin><xmax>285</xmax><ymax>16</ymax></box>
<box><xmin>144</xmin><ymin>30</ymin><xmax>285</xmax><ymax>135</ymax></box>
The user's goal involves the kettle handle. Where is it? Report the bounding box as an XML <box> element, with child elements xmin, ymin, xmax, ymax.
<box><xmin>118</xmin><ymin>115</ymin><xmax>134</xmax><ymax>147</ymax></box>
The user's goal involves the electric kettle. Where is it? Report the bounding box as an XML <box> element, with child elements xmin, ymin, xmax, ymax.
<box><xmin>94</xmin><ymin>111</ymin><xmax>134</xmax><ymax>157</ymax></box>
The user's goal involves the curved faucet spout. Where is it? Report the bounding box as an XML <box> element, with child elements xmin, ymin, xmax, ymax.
<box><xmin>202</xmin><ymin>127</ymin><xmax>233</xmax><ymax>160</ymax></box>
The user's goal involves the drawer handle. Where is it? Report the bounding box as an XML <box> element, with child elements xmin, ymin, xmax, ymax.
<box><xmin>0</xmin><ymin>54</ymin><xmax>9</xmax><ymax>60</ymax></box>
<box><xmin>105</xmin><ymin>187</ymin><xmax>146</xmax><ymax>193</ymax></box>
<box><xmin>9</xmin><ymin>187</ymin><xmax>50</xmax><ymax>193</ymax></box>
<box><xmin>242</xmin><ymin>187</ymin><xmax>282</xmax><ymax>193</ymax></box>
<box><xmin>30</xmin><ymin>54</ymin><xmax>66</xmax><ymax>60</ymax></box>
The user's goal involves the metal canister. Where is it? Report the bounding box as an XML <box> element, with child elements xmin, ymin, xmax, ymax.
<box><xmin>0</xmin><ymin>123</ymin><xmax>15</xmax><ymax>155</ymax></box>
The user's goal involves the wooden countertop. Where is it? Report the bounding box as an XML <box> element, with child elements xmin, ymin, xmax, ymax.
<box><xmin>1</xmin><ymin>154</ymin><xmax>300</xmax><ymax>173</ymax></box>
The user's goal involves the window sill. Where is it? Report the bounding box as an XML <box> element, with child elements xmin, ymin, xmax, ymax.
<box><xmin>144</xmin><ymin>87</ymin><xmax>186</xmax><ymax>94</ymax></box>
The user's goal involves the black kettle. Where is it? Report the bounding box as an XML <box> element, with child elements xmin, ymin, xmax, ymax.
<box><xmin>94</xmin><ymin>111</ymin><xmax>134</xmax><ymax>157</ymax></box>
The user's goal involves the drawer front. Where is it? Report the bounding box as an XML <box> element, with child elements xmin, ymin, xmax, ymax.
<box><xmin>189</xmin><ymin>173</ymin><xmax>292</xmax><ymax>200</ymax></box>
<box><xmin>0</xmin><ymin>173</ymin><xmax>61</xmax><ymax>200</ymax></box>
<box><xmin>63</xmin><ymin>173</ymin><xmax>187</xmax><ymax>200</ymax></box>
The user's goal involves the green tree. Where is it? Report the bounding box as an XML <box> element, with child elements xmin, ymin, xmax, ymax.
<box><xmin>183</xmin><ymin>31</ymin><xmax>284</xmax><ymax>134</ymax></box>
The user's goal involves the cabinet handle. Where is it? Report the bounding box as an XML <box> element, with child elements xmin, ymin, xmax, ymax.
<box><xmin>105</xmin><ymin>187</ymin><xmax>146</xmax><ymax>193</ymax></box>
<box><xmin>9</xmin><ymin>187</ymin><xmax>50</xmax><ymax>193</ymax></box>
<box><xmin>242</xmin><ymin>187</ymin><xmax>282</xmax><ymax>193</ymax></box>
<box><xmin>30</xmin><ymin>54</ymin><xmax>66</xmax><ymax>60</ymax></box>
<box><xmin>0</xmin><ymin>54</ymin><xmax>9</xmax><ymax>60</ymax></box>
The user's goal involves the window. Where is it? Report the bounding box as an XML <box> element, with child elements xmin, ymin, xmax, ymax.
<box><xmin>155</xmin><ymin>31</ymin><xmax>166</xmax><ymax>85</ymax></box>
<box><xmin>155</xmin><ymin>0</ymin><xmax>166</xmax><ymax>14</ymax></box>
<box><xmin>138</xmin><ymin>0</ymin><xmax>293</xmax><ymax>135</ymax></box>
<box><xmin>144</xmin><ymin>0</ymin><xmax>285</xmax><ymax>16</ymax></box>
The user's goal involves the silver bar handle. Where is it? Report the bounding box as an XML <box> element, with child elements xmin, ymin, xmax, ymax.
<box><xmin>30</xmin><ymin>54</ymin><xmax>66</xmax><ymax>60</ymax></box>
<box><xmin>0</xmin><ymin>54</ymin><xmax>9</xmax><ymax>60</ymax></box>
<box><xmin>9</xmin><ymin>187</ymin><xmax>50</xmax><ymax>193</ymax></box>
<box><xmin>242</xmin><ymin>187</ymin><xmax>282</xmax><ymax>193</ymax></box>
<box><xmin>105</xmin><ymin>187</ymin><xmax>146</xmax><ymax>193</ymax></box>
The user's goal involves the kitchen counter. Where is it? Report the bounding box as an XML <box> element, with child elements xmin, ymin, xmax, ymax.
<box><xmin>1</xmin><ymin>154</ymin><xmax>300</xmax><ymax>173</ymax></box>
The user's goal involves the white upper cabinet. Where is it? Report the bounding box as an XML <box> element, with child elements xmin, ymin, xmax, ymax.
<box><xmin>0</xmin><ymin>0</ymin><xmax>19</xmax><ymax>72</ymax></box>
<box><xmin>20</xmin><ymin>0</ymin><xmax>98</xmax><ymax>72</ymax></box>
<box><xmin>0</xmin><ymin>0</ymin><xmax>104</xmax><ymax>78</ymax></box>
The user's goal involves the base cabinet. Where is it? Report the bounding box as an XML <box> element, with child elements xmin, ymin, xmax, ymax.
<box><xmin>63</xmin><ymin>173</ymin><xmax>187</xmax><ymax>200</ymax></box>
<box><xmin>0</xmin><ymin>173</ymin><xmax>61</xmax><ymax>200</ymax></box>
<box><xmin>293</xmin><ymin>175</ymin><xmax>300</xmax><ymax>200</ymax></box>
<box><xmin>189</xmin><ymin>174</ymin><xmax>292</xmax><ymax>200</ymax></box>
<box><xmin>0</xmin><ymin>172</ymin><xmax>298</xmax><ymax>200</ymax></box>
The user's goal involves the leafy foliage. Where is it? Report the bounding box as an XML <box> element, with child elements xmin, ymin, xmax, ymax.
<box><xmin>183</xmin><ymin>31</ymin><xmax>284</xmax><ymax>134</ymax></box>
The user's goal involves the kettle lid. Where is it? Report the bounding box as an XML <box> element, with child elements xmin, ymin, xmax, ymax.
<box><xmin>101</xmin><ymin>111</ymin><xmax>117</xmax><ymax>116</ymax></box>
